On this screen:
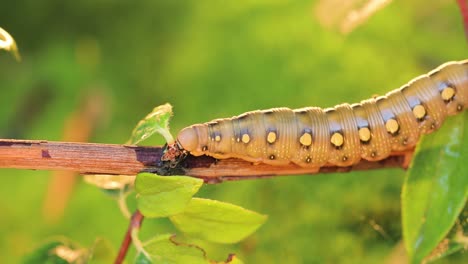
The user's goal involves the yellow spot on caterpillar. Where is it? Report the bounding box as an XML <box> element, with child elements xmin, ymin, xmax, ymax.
<box><xmin>267</xmin><ymin>131</ymin><xmax>277</xmax><ymax>144</ymax></box>
<box><xmin>358</xmin><ymin>127</ymin><xmax>371</xmax><ymax>142</ymax></box>
<box><xmin>441</xmin><ymin>87</ymin><xmax>455</xmax><ymax>101</ymax></box>
<box><xmin>385</xmin><ymin>119</ymin><xmax>399</xmax><ymax>135</ymax></box>
<box><xmin>241</xmin><ymin>134</ymin><xmax>250</xmax><ymax>143</ymax></box>
<box><xmin>330</xmin><ymin>132</ymin><xmax>344</xmax><ymax>147</ymax></box>
<box><xmin>412</xmin><ymin>104</ymin><xmax>426</xmax><ymax>120</ymax></box>
<box><xmin>299</xmin><ymin>132</ymin><xmax>312</xmax><ymax>146</ymax></box>
<box><xmin>215</xmin><ymin>135</ymin><xmax>221</xmax><ymax>142</ymax></box>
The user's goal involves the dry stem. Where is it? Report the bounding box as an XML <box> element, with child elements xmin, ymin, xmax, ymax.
<box><xmin>0</xmin><ymin>139</ymin><xmax>411</xmax><ymax>182</ymax></box>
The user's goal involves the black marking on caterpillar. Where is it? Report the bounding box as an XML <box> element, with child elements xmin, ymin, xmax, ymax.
<box><xmin>167</xmin><ymin>60</ymin><xmax>468</xmax><ymax>168</ymax></box>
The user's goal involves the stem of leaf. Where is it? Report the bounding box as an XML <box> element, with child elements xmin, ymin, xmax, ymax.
<box><xmin>158</xmin><ymin>128</ymin><xmax>175</xmax><ymax>144</ymax></box>
<box><xmin>114</xmin><ymin>210</ymin><xmax>144</xmax><ymax>264</ymax></box>
<box><xmin>117</xmin><ymin>189</ymin><xmax>131</xmax><ymax>219</ymax></box>
<box><xmin>131</xmin><ymin>227</ymin><xmax>151</xmax><ymax>261</ymax></box>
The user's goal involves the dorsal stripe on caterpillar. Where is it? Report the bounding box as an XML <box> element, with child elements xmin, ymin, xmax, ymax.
<box><xmin>176</xmin><ymin>60</ymin><xmax>468</xmax><ymax>167</ymax></box>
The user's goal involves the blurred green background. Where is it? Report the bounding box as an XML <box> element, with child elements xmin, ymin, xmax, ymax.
<box><xmin>0</xmin><ymin>0</ymin><xmax>466</xmax><ymax>263</ymax></box>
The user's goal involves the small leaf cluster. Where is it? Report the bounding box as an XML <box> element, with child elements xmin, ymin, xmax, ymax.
<box><xmin>132</xmin><ymin>104</ymin><xmax>266</xmax><ymax>263</ymax></box>
<box><xmin>135</xmin><ymin>173</ymin><xmax>266</xmax><ymax>263</ymax></box>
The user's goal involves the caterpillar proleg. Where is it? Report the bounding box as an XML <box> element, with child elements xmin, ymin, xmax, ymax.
<box><xmin>175</xmin><ymin>60</ymin><xmax>468</xmax><ymax>168</ymax></box>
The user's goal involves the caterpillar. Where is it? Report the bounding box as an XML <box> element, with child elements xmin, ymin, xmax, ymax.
<box><xmin>171</xmin><ymin>60</ymin><xmax>468</xmax><ymax>168</ymax></box>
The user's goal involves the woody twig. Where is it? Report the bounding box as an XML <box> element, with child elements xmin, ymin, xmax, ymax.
<box><xmin>0</xmin><ymin>138</ymin><xmax>411</xmax><ymax>183</ymax></box>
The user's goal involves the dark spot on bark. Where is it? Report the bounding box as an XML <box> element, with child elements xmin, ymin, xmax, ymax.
<box><xmin>41</xmin><ymin>149</ymin><xmax>51</xmax><ymax>158</ymax></box>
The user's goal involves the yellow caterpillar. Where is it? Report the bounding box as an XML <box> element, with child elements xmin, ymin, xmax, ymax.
<box><xmin>175</xmin><ymin>60</ymin><xmax>468</xmax><ymax>168</ymax></box>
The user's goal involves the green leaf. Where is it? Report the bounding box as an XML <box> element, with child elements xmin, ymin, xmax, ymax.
<box><xmin>135</xmin><ymin>234</ymin><xmax>209</xmax><ymax>264</ymax></box>
<box><xmin>135</xmin><ymin>234</ymin><xmax>244</xmax><ymax>264</ymax></box>
<box><xmin>135</xmin><ymin>173</ymin><xmax>203</xmax><ymax>218</ymax></box>
<box><xmin>128</xmin><ymin>103</ymin><xmax>174</xmax><ymax>144</ymax></box>
<box><xmin>170</xmin><ymin>198</ymin><xmax>267</xmax><ymax>244</ymax></box>
<box><xmin>402</xmin><ymin>112</ymin><xmax>468</xmax><ymax>263</ymax></box>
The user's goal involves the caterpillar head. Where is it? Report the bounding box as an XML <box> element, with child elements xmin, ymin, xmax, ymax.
<box><xmin>177</xmin><ymin>125</ymin><xmax>201</xmax><ymax>154</ymax></box>
<box><xmin>177</xmin><ymin>124</ymin><xmax>209</xmax><ymax>156</ymax></box>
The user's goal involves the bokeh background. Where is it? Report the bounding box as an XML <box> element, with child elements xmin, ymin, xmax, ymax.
<box><xmin>0</xmin><ymin>0</ymin><xmax>466</xmax><ymax>263</ymax></box>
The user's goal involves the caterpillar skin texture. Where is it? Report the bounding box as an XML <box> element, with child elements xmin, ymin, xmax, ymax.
<box><xmin>177</xmin><ymin>60</ymin><xmax>468</xmax><ymax>168</ymax></box>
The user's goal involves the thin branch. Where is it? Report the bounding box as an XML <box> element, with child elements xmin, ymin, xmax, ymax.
<box><xmin>0</xmin><ymin>139</ymin><xmax>160</xmax><ymax>175</ymax></box>
<box><xmin>0</xmin><ymin>139</ymin><xmax>412</xmax><ymax>182</ymax></box>
<box><xmin>115</xmin><ymin>210</ymin><xmax>144</xmax><ymax>264</ymax></box>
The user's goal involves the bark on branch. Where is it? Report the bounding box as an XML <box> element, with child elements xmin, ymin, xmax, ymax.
<box><xmin>0</xmin><ymin>139</ymin><xmax>411</xmax><ymax>182</ymax></box>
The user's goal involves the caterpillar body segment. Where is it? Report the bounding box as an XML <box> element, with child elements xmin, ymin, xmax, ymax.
<box><xmin>176</xmin><ymin>60</ymin><xmax>468</xmax><ymax>168</ymax></box>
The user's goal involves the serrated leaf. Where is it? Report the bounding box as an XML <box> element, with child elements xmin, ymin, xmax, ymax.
<box><xmin>170</xmin><ymin>198</ymin><xmax>267</xmax><ymax>244</ymax></box>
<box><xmin>0</xmin><ymin>27</ymin><xmax>21</xmax><ymax>60</ymax></box>
<box><xmin>128</xmin><ymin>103</ymin><xmax>174</xmax><ymax>145</ymax></box>
<box><xmin>135</xmin><ymin>173</ymin><xmax>203</xmax><ymax>218</ymax></box>
<box><xmin>402</xmin><ymin>112</ymin><xmax>468</xmax><ymax>264</ymax></box>
<box><xmin>136</xmin><ymin>234</ymin><xmax>209</xmax><ymax>264</ymax></box>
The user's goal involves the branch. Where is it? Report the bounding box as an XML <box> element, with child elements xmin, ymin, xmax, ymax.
<box><xmin>0</xmin><ymin>139</ymin><xmax>412</xmax><ymax>182</ymax></box>
<box><xmin>0</xmin><ymin>139</ymin><xmax>160</xmax><ymax>175</ymax></box>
